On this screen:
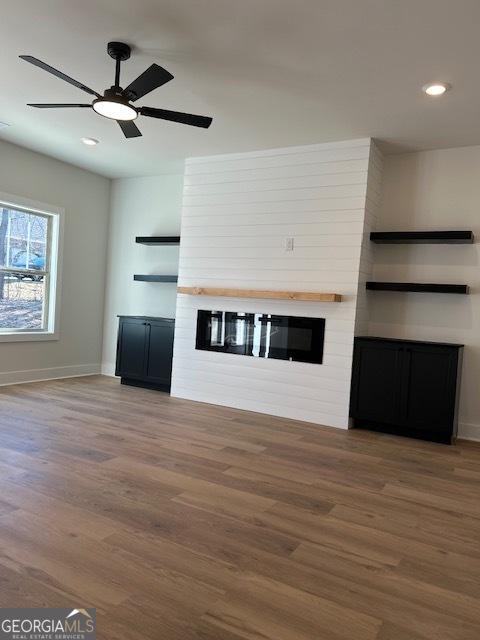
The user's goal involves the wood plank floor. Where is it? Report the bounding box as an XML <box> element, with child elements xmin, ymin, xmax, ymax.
<box><xmin>0</xmin><ymin>375</ymin><xmax>479</xmax><ymax>639</ymax></box>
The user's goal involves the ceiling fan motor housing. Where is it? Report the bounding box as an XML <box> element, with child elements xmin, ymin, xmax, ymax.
<box><xmin>104</xmin><ymin>86</ymin><xmax>133</xmax><ymax>103</ymax></box>
<box><xmin>107</xmin><ymin>42</ymin><xmax>131</xmax><ymax>61</ymax></box>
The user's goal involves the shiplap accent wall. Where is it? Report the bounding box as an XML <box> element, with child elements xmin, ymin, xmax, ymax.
<box><xmin>171</xmin><ymin>138</ymin><xmax>381</xmax><ymax>428</ymax></box>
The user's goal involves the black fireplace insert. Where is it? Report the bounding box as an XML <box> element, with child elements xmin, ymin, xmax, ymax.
<box><xmin>196</xmin><ymin>310</ymin><xmax>325</xmax><ymax>364</ymax></box>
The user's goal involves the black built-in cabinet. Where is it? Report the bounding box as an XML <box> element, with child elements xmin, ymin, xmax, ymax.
<box><xmin>350</xmin><ymin>337</ymin><xmax>463</xmax><ymax>444</ymax></box>
<box><xmin>115</xmin><ymin>316</ymin><xmax>175</xmax><ymax>391</ymax></box>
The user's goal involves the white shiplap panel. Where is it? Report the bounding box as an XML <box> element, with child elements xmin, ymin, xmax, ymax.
<box><xmin>179</xmin><ymin>257</ymin><xmax>361</xmax><ymax>272</ymax></box>
<box><xmin>184</xmin><ymin>159</ymin><xmax>370</xmax><ymax>185</ymax></box>
<box><xmin>182</xmin><ymin>222</ymin><xmax>366</xmax><ymax>237</ymax></box>
<box><xmin>185</xmin><ymin>144</ymin><xmax>371</xmax><ymax>175</ymax></box>
<box><xmin>180</xmin><ymin>246</ymin><xmax>363</xmax><ymax>260</ymax></box>
<box><xmin>178</xmin><ymin>268</ymin><xmax>362</xmax><ymax>283</ymax></box>
<box><xmin>179</xmin><ymin>235</ymin><xmax>364</xmax><ymax>249</ymax></box>
<box><xmin>182</xmin><ymin>199</ymin><xmax>365</xmax><ymax>216</ymax></box>
<box><xmin>172</xmin><ymin>368</ymin><xmax>349</xmax><ymax>407</ymax></box>
<box><xmin>186</xmin><ymin>138</ymin><xmax>371</xmax><ymax>164</ymax></box>
<box><xmin>172</xmin><ymin>138</ymin><xmax>377</xmax><ymax>429</ymax></box>
<box><xmin>184</xmin><ymin>172</ymin><xmax>369</xmax><ymax>195</ymax></box>
<box><xmin>172</xmin><ymin>377</ymin><xmax>349</xmax><ymax>418</ymax></box>
<box><xmin>183</xmin><ymin>183</ymin><xmax>367</xmax><ymax>207</ymax></box>
<box><xmin>182</xmin><ymin>210</ymin><xmax>367</xmax><ymax>226</ymax></box>
<box><xmin>172</xmin><ymin>355</ymin><xmax>352</xmax><ymax>393</ymax></box>
<box><xmin>172</xmin><ymin>385</ymin><xmax>350</xmax><ymax>429</ymax></box>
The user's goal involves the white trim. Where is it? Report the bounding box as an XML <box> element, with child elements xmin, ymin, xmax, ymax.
<box><xmin>101</xmin><ymin>362</ymin><xmax>116</xmax><ymax>377</ymax></box>
<box><xmin>0</xmin><ymin>330</ymin><xmax>59</xmax><ymax>343</ymax></box>
<box><xmin>0</xmin><ymin>191</ymin><xmax>64</xmax><ymax>217</ymax></box>
<box><xmin>0</xmin><ymin>266</ymin><xmax>48</xmax><ymax>277</ymax></box>
<box><xmin>458</xmin><ymin>422</ymin><xmax>480</xmax><ymax>442</ymax></box>
<box><xmin>47</xmin><ymin>200</ymin><xmax>64</xmax><ymax>337</ymax></box>
<box><xmin>0</xmin><ymin>364</ymin><xmax>101</xmax><ymax>387</ymax></box>
<box><xmin>0</xmin><ymin>190</ymin><xmax>64</xmax><ymax>340</ymax></box>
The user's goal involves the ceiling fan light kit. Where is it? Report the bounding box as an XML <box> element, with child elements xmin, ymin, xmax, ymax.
<box><xmin>20</xmin><ymin>41</ymin><xmax>213</xmax><ymax>138</ymax></box>
<box><xmin>92</xmin><ymin>90</ymin><xmax>138</xmax><ymax>121</ymax></box>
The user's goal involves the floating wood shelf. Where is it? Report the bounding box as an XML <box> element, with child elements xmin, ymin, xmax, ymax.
<box><xmin>177</xmin><ymin>287</ymin><xmax>342</xmax><ymax>302</ymax></box>
<box><xmin>366</xmin><ymin>282</ymin><xmax>469</xmax><ymax>294</ymax></box>
<box><xmin>136</xmin><ymin>236</ymin><xmax>180</xmax><ymax>245</ymax></box>
<box><xmin>134</xmin><ymin>275</ymin><xmax>178</xmax><ymax>283</ymax></box>
<box><xmin>370</xmin><ymin>231</ymin><xmax>474</xmax><ymax>244</ymax></box>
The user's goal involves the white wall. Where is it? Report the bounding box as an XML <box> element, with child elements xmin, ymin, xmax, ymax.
<box><xmin>0</xmin><ymin>139</ymin><xmax>110</xmax><ymax>384</ymax></box>
<box><xmin>355</xmin><ymin>147</ymin><xmax>383</xmax><ymax>335</ymax></box>
<box><xmin>171</xmin><ymin>139</ymin><xmax>380</xmax><ymax>428</ymax></box>
<box><xmin>369</xmin><ymin>145</ymin><xmax>480</xmax><ymax>441</ymax></box>
<box><xmin>102</xmin><ymin>174</ymin><xmax>184</xmax><ymax>374</ymax></box>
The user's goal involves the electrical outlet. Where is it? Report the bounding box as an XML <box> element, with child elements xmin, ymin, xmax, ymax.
<box><xmin>285</xmin><ymin>237</ymin><xmax>294</xmax><ymax>252</ymax></box>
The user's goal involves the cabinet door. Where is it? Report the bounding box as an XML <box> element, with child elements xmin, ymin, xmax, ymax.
<box><xmin>400</xmin><ymin>345</ymin><xmax>458</xmax><ymax>432</ymax></box>
<box><xmin>116</xmin><ymin>319</ymin><xmax>147</xmax><ymax>379</ymax></box>
<box><xmin>144</xmin><ymin>320</ymin><xmax>174</xmax><ymax>386</ymax></box>
<box><xmin>350</xmin><ymin>340</ymin><xmax>403</xmax><ymax>423</ymax></box>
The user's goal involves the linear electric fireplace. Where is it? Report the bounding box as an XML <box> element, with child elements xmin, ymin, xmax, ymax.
<box><xmin>196</xmin><ymin>310</ymin><xmax>325</xmax><ymax>364</ymax></box>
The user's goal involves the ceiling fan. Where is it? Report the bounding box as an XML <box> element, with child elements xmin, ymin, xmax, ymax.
<box><xmin>19</xmin><ymin>41</ymin><xmax>213</xmax><ymax>138</ymax></box>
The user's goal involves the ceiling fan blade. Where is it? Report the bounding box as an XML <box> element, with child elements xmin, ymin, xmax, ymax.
<box><xmin>19</xmin><ymin>55</ymin><xmax>101</xmax><ymax>98</ymax></box>
<box><xmin>117</xmin><ymin>120</ymin><xmax>142</xmax><ymax>138</ymax></box>
<box><xmin>28</xmin><ymin>103</ymin><xmax>92</xmax><ymax>108</ymax></box>
<box><xmin>139</xmin><ymin>106</ymin><xmax>212</xmax><ymax>128</ymax></box>
<box><xmin>123</xmin><ymin>64</ymin><xmax>174</xmax><ymax>101</ymax></box>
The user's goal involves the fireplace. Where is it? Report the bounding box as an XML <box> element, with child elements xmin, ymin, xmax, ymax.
<box><xmin>196</xmin><ymin>310</ymin><xmax>325</xmax><ymax>364</ymax></box>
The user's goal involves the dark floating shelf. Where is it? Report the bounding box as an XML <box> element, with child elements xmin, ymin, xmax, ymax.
<box><xmin>366</xmin><ymin>282</ymin><xmax>469</xmax><ymax>295</ymax></box>
<box><xmin>136</xmin><ymin>236</ymin><xmax>180</xmax><ymax>245</ymax></box>
<box><xmin>134</xmin><ymin>275</ymin><xmax>178</xmax><ymax>283</ymax></box>
<box><xmin>370</xmin><ymin>231</ymin><xmax>474</xmax><ymax>244</ymax></box>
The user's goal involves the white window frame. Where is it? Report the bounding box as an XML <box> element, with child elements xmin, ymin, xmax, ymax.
<box><xmin>0</xmin><ymin>191</ymin><xmax>64</xmax><ymax>343</ymax></box>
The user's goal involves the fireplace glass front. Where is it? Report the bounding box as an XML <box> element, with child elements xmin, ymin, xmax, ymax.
<box><xmin>196</xmin><ymin>310</ymin><xmax>325</xmax><ymax>364</ymax></box>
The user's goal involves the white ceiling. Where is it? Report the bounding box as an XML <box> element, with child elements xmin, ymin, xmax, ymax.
<box><xmin>1</xmin><ymin>0</ymin><xmax>480</xmax><ymax>178</ymax></box>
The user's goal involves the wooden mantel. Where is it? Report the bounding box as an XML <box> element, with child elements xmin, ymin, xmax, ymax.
<box><xmin>177</xmin><ymin>286</ymin><xmax>342</xmax><ymax>303</ymax></box>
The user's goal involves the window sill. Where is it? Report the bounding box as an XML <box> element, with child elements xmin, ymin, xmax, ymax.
<box><xmin>0</xmin><ymin>331</ymin><xmax>59</xmax><ymax>343</ymax></box>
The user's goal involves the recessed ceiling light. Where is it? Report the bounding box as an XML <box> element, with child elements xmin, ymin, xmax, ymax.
<box><xmin>81</xmin><ymin>137</ymin><xmax>99</xmax><ymax>146</ymax></box>
<box><xmin>422</xmin><ymin>82</ymin><xmax>450</xmax><ymax>96</ymax></box>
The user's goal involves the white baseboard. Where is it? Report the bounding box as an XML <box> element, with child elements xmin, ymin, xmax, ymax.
<box><xmin>0</xmin><ymin>363</ymin><xmax>101</xmax><ymax>387</ymax></box>
<box><xmin>458</xmin><ymin>422</ymin><xmax>480</xmax><ymax>442</ymax></box>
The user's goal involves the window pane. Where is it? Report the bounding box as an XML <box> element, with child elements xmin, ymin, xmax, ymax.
<box><xmin>0</xmin><ymin>207</ymin><xmax>48</xmax><ymax>271</ymax></box>
<box><xmin>28</xmin><ymin>214</ymin><xmax>48</xmax><ymax>270</ymax></box>
<box><xmin>0</xmin><ymin>270</ymin><xmax>45</xmax><ymax>331</ymax></box>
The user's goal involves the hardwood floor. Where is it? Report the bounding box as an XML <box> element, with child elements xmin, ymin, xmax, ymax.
<box><xmin>0</xmin><ymin>375</ymin><xmax>479</xmax><ymax>639</ymax></box>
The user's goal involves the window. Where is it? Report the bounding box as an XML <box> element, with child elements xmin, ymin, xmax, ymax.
<box><xmin>0</xmin><ymin>195</ymin><xmax>62</xmax><ymax>340</ymax></box>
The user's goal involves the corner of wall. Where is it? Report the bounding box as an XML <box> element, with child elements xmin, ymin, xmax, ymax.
<box><xmin>354</xmin><ymin>141</ymin><xmax>384</xmax><ymax>337</ymax></box>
